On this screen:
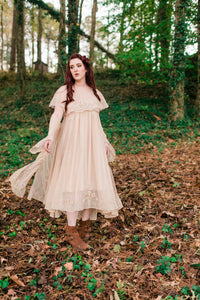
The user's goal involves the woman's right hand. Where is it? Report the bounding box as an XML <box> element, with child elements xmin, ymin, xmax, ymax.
<box><xmin>44</xmin><ymin>139</ymin><xmax>52</xmax><ymax>153</ymax></box>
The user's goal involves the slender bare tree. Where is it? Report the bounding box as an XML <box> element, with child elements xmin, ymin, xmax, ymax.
<box><xmin>58</xmin><ymin>0</ymin><xmax>66</xmax><ymax>76</ymax></box>
<box><xmin>89</xmin><ymin>0</ymin><xmax>97</xmax><ymax>65</ymax></box>
<box><xmin>30</xmin><ymin>7</ymin><xmax>35</xmax><ymax>72</ymax></box>
<box><xmin>10</xmin><ymin>0</ymin><xmax>17</xmax><ymax>71</ymax></box>
<box><xmin>77</xmin><ymin>0</ymin><xmax>84</xmax><ymax>52</ymax></box>
<box><xmin>195</xmin><ymin>0</ymin><xmax>200</xmax><ymax>115</ymax></box>
<box><xmin>0</xmin><ymin>2</ymin><xmax>4</xmax><ymax>70</ymax></box>
<box><xmin>68</xmin><ymin>0</ymin><xmax>78</xmax><ymax>56</ymax></box>
<box><xmin>16</xmin><ymin>0</ymin><xmax>25</xmax><ymax>100</ymax></box>
<box><xmin>169</xmin><ymin>0</ymin><xmax>187</xmax><ymax>122</ymax></box>
<box><xmin>37</xmin><ymin>7</ymin><xmax>42</xmax><ymax>62</ymax></box>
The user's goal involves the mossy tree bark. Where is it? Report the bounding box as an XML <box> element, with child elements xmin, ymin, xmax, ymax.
<box><xmin>118</xmin><ymin>0</ymin><xmax>128</xmax><ymax>54</ymax></box>
<box><xmin>89</xmin><ymin>0</ymin><xmax>97</xmax><ymax>65</ymax></box>
<box><xmin>68</xmin><ymin>0</ymin><xmax>79</xmax><ymax>57</ymax></box>
<box><xmin>157</xmin><ymin>0</ymin><xmax>173</xmax><ymax>72</ymax></box>
<box><xmin>30</xmin><ymin>7</ymin><xmax>35</xmax><ymax>72</ymax></box>
<box><xmin>16</xmin><ymin>0</ymin><xmax>25</xmax><ymax>101</ymax></box>
<box><xmin>0</xmin><ymin>3</ymin><xmax>3</xmax><ymax>71</ymax></box>
<box><xmin>77</xmin><ymin>0</ymin><xmax>84</xmax><ymax>53</ymax></box>
<box><xmin>58</xmin><ymin>0</ymin><xmax>67</xmax><ymax>77</ymax></box>
<box><xmin>169</xmin><ymin>0</ymin><xmax>187</xmax><ymax>122</ymax></box>
<box><xmin>37</xmin><ymin>7</ymin><xmax>42</xmax><ymax>61</ymax></box>
<box><xmin>10</xmin><ymin>0</ymin><xmax>18</xmax><ymax>71</ymax></box>
<box><xmin>194</xmin><ymin>0</ymin><xmax>200</xmax><ymax>116</ymax></box>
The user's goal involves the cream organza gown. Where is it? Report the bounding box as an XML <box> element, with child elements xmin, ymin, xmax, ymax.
<box><xmin>9</xmin><ymin>85</ymin><xmax>123</xmax><ymax>220</ymax></box>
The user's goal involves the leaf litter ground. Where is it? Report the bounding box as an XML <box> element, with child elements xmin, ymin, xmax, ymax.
<box><xmin>1</xmin><ymin>141</ymin><xmax>200</xmax><ymax>300</ymax></box>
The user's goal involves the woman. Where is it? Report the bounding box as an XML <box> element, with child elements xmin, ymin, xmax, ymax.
<box><xmin>9</xmin><ymin>53</ymin><xmax>123</xmax><ymax>250</ymax></box>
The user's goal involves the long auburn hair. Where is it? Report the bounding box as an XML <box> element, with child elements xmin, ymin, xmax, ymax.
<box><xmin>64</xmin><ymin>53</ymin><xmax>101</xmax><ymax>109</ymax></box>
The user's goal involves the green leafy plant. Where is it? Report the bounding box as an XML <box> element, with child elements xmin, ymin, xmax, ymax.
<box><xmin>126</xmin><ymin>256</ymin><xmax>134</xmax><ymax>262</ymax></box>
<box><xmin>7</xmin><ymin>209</ymin><xmax>15</xmax><ymax>215</ymax></box>
<box><xmin>20</xmin><ymin>221</ymin><xmax>26</xmax><ymax>229</ymax></box>
<box><xmin>0</xmin><ymin>277</ymin><xmax>9</xmax><ymax>289</ymax></box>
<box><xmin>133</xmin><ymin>235</ymin><xmax>138</xmax><ymax>242</ymax></box>
<box><xmin>180</xmin><ymin>266</ymin><xmax>186</xmax><ymax>276</ymax></box>
<box><xmin>140</xmin><ymin>241</ymin><xmax>146</xmax><ymax>253</ymax></box>
<box><xmin>16</xmin><ymin>210</ymin><xmax>25</xmax><ymax>217</ymax></box>
<box><xmin>93</xmin><ymin>273</ymin><xmax>106</xmax><ymax>298</ymax></box>
<box><xmin>155</xmin><ymin>256</ymin><xmax>172</xmax><ymax>275</ymax></box>
<box><xmin>181</xmin><ymin>285</ymin><xmax>200</xmax><ymax>298</ymax></box>
<box><xmin>52</xmin><ymin>243</ymin><xmax>57</xmax><ymax>249</ymax></box>
<box><xmin>161</xmin><ymin>237</ymin><xmax>172</xmax><ymax>249</ymax></box>
<box><xmin>29</xmin><ymin>277</ymin><xmax>39</xmax><ymax>287</ymax></box>
<box><xmin>163</xmin><ymin>296</ymin><xmax>179</xmax><ymax>300</ymax></box>
<box><xmin>81</xmin><ymin>263</ymin><xmax>97</xmax><ymax>291</ymax></box>
<box><xmin>172</xmin><ymin>181</ymin><xmax>179</xmax><ymax>187</ymax></box>
<box><xmin>116</xmin><ymin>280</ymin><xmax>127</xmax><ymax>300</ymax></box>
<box><xmin>34</xmin><ymin>293</ymin><xmax>46</xmax><ymax>300</ymax></box>
<box><xmin>183</xmin><ymin>234</ymin><xmax>190</xmax><ymax>240</ymax></box>
<box><xmin>173</xmin><ymin>223</ymin><xmax>180</xmax><ymax>229</ymax></box>
<box><xmin>69</xmin><ymin>254</ymin><xmax>83</xmax><ymax>270</ymax></box>
<box><xmin>8</xmin><ymin>231</ymin><xmax>17</xmax><ymax>237</ymax></box>
<box><xmin>87</xmin><ymin>278</ymin><xmax>97</xmax><ymax>291</ymax></box>
<box><xmin>162</xmin><ymin>223</ymin><xmax>173</xmax><ymax>234</ymax></box>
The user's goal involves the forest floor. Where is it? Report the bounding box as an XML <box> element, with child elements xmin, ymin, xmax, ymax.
<box><xmin>1</xmin><ymin>75</ymin><xmax>200</xmax><ymax>299</ymax></box>
<box><xmin>1</xmin><ymin>140</ymin><xmax>200</xmax><ymax>300</ymax></box>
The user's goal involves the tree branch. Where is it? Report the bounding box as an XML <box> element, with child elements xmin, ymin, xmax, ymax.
<box><xmin>25</xmin><ymin>0</ymin><xmax>116</xmax><ymax>61</ymax></box>
<box><xmin>80</xmin><ymin>29</ymin><xmax>115</xmax><ymax>61</ymax></box>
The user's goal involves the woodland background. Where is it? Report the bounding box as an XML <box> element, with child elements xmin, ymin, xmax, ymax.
<box><xmin>1</xmin><ymin>0</ymin><xmax>200</xmax><ymax>299</ymax></box>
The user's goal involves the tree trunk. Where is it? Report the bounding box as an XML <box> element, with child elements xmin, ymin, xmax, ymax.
<box><xmin>194</xmin><ymin>0</ymin><xmax>200</xmax><ymax>115</ymax></box>
<box><xmin>89</xmin><ymin>0</ymin><xmax>97</xmax><ymax>65</ymax></box>
<box><xmin>47</xmin><ymin>38</ymin><xmax>50</xmax><ymax>67</ymax></box>
<box><xmin>58</xmin><ymin>0</ymin><xmax>67</xmax><ymax>77</ymax></box>
<box><xmin>157</xmin><ymin>0</ymin><xmax>172</xmax><ymax>72</ymax></box>
<box><xmin>68</xmin><ymin>0</ymin><xmax>78</xmax><ymax>57</ymax></box>
<box><xmin>169</xmin><ymin>0</ymin><xmax>187</xmax><ymax>122</ymax></box>
<box><xmin>10</xmin><ymin>0</ymin><xmax>18</xmax><ymax>72</ymax></box>
<box><xmin>149</xmin><ymin>0</ymin><xmax>155</xmax><ymax>69</ymax></box>
<box><xmin>119</xmin><ymin>0</ymin><xmax>126</xmax><ymax>53</ymax></box>
<box><xmin>26</xmin><ymin>0</ymin><xmax>115</xmax><ymax>61</ymax></box>
<box><xmin>77</xmin><ymin>0</ymin><xmax>84</xmax><ymax>53</ymax></box>
<box><xmin>80</xmin><ymin>28</ymin><xmax>115</xmax><ymax>61</ymax></box>
<box><xmin>1</xmin><ymin>3</ymin><xmax>3</xmax><ymax>71</ymax></box>
<box><xmin>106</xmin><ymin>10</ymin><xmax>110</xmax><ymax>68</ymax></box>
<box><xmin>37</xmin><ymin>8</ymin><xmax>42</xmax><ymax>63</ymax></box>
<box><xmin>16</xmin><ymin>0</ymin><xmax>25</xmax><ymax>101</ymax></box>
<box><xmin>30</xmin><ymin>7</ymin><xmax>35</xmax><ymax>72</ymax></box>
<box><xmin>78</xmin><ymin>0</ymin><xmax>84</xmax><ymax>27</ymax></box>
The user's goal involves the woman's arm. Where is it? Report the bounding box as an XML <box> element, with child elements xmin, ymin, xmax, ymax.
<box><xmin>44</xmin><ymin>104</ymin><xmax>64</xmax><ymax>153</ymax></box>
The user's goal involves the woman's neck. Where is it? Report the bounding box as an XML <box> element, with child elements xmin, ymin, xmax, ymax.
<box><xmin>74</xmin><ymin>79</ymin><xmax>87</xmax><ymax>87</ymax></box>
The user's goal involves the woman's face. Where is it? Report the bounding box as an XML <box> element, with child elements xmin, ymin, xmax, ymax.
<box><xmin>69</xmin><ymin>58</ymin><xmax>87</xmax><ymax>82</ymax></box>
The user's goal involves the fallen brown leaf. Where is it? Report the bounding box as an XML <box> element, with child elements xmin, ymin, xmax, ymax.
<box><xmin>10</xmin><ymin>275</ymin><xmax>25</xmax><ymax>287</ymax></box>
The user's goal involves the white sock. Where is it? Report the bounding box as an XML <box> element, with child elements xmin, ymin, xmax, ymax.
<box><xmin>82</xmin><ymin>209</ymin><xmax>91</xmax><ymax>221</ymax></box>
<box><xmin>67</xmin><ymin>211</ymin><xmax>78</xmax><ymax>226</ymax></box>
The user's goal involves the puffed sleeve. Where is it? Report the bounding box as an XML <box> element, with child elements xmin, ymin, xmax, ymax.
<box><xmin>49</xmin><ymin>85</ymin><xmax>67</xmax><ymax>109</ymax></box>
<box><xmin>96</xmin><ymin>89</ymin><xmax>109</xmax><ymax>111</ymax></box>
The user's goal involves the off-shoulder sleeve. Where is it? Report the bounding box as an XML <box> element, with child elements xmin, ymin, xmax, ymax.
<box><xmin>49</xmin><ymin>85</ymin><xmax>67</xmax><ymax>109</ymax></box>
<box><xmin>96</xmin><ymin>89</ymin><xmax>109</xmax><ymax>110</ymax></box>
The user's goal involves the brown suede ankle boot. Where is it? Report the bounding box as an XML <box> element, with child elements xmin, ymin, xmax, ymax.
<box><xmin>64</xmin><ymin>225</ymin><xmax>90</xmax><ymax>250</ymax></box>
<box><xmin>78</xmin><ymin>220</ymin><xmax>91</xmax><ymax>240</ymax></box>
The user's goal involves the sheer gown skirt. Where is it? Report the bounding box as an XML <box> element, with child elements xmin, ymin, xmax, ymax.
<box><xmin>35</xmin><ymin>110</ymin><xmax>122</xmax><ymax>219</ymax></box>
